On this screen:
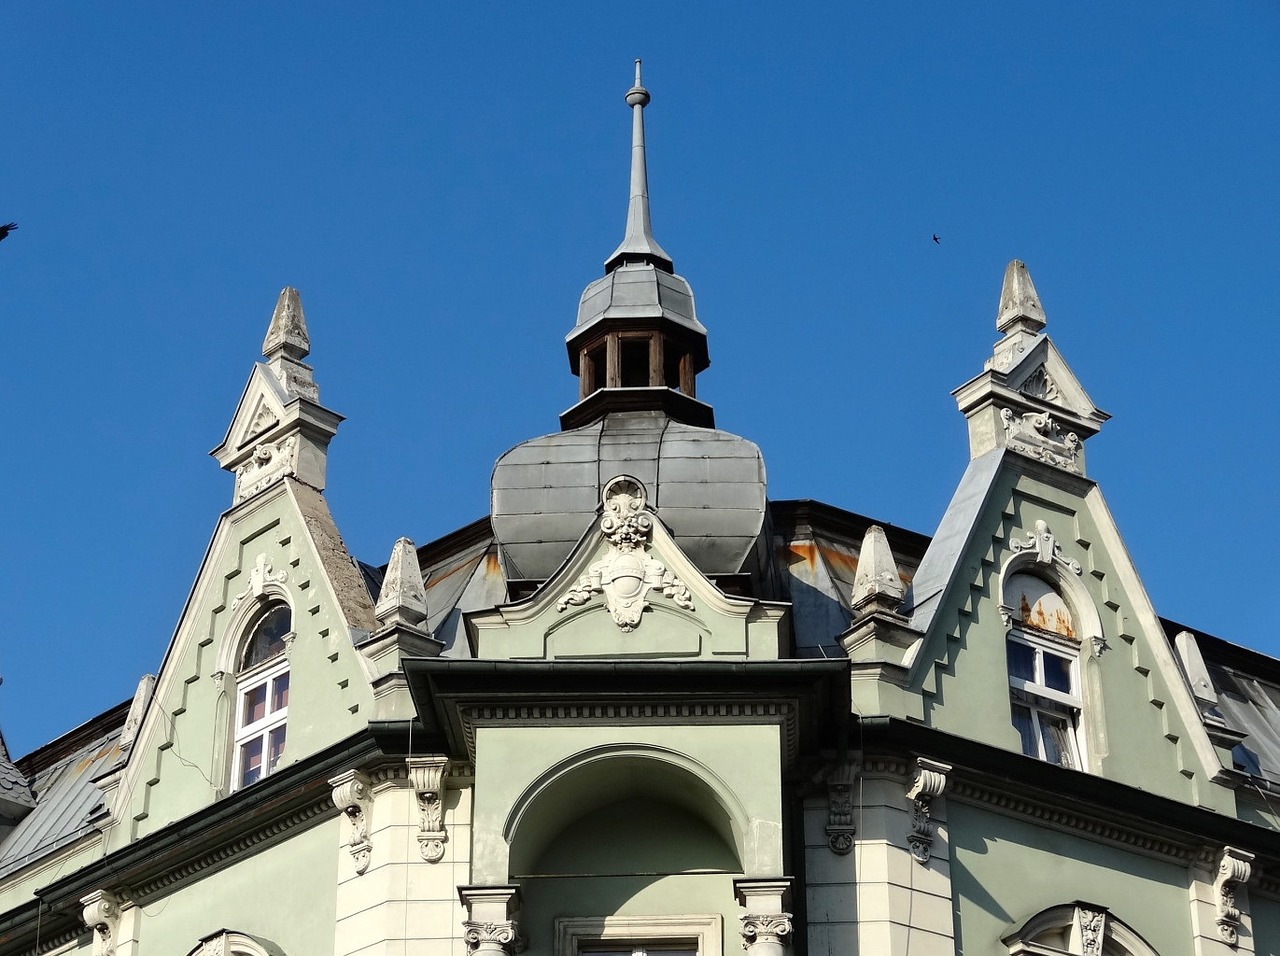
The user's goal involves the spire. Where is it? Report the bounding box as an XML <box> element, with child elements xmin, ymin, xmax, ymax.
<box><xmin>995</xmin><ymin>260</ymin><xmax>1047</xmax><ymax>335</ymax></box>
<box><xmin>262</xmin><ymin>287</ymin><xmax>311</xmax><ymax>362</ymax></box>
<box><xmin>375</xmin><ymin>537</ymin><xmax>428</xmax><ymax>629</ymax></box>
<box><xmin>851</xmin><ymin>525</ymin><xmax>906</xmax><ymax>615</ymax></box>
<box><xmin>604</xmin><ymin>60</ymin><xmax>674</xmax><ymax>273</ymax></box>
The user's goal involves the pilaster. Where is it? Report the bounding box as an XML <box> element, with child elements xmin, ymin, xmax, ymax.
<box><xmin>735</xmin><ymin>878</ymin><xmax>794</xmax><ymax>956</ymax></box>
<box><xmin>459</xmin><ymin>884</ymin><xmax>522</xmax><ymax>956</ymax></box>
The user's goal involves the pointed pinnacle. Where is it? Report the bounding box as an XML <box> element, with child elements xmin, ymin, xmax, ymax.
<box><xmin>262</xmin><ymin>287</ymin><xmax>311</xmax><ymax>361</ymax></box>
<box><xmin>604</xmin><ymin>59</ymin><xmax>673</xmax><ymax>273</ymax></box>
<box><xmin>996</xmin><ymin>260</ymin><xmax>1047</xmax><ymax>334</ymax></box>
<box><xmin>375</xmin><ymin>537</ymin><xmax>428</xmax><ymax>628</ymax></box>
<box><xmin>852</xmin><ymin>525</ymin><xmax>905</xmax><ymax>611</ymax></box>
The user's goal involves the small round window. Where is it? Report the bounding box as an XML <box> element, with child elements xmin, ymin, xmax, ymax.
<box><xmin>242</xmin><ymin>604</ymin><xmax>291</xmax><ymax>669</ymax></box>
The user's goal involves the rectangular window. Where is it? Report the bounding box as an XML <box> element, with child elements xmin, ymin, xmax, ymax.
<box><xmin>1007</xmin><ymin>633</ymin><xmax>1082</xmax><ymax>769</ymax></box>
<box><xmin>232</xmin><ymin>657</ymin><xmax>290</xmax><ymax>790</ymax></box>
<box><xmin>557</xmin><ymin>916</ymin><xmax>721</xmax><ymax>956</ymax></box>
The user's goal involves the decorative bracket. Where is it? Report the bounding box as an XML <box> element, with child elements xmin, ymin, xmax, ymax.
<box><xmin>556</xmin><ymin>476</ymin><xmax>693</xmax><ymax>631</ymax></box>
<box><xmin>1010</xmin><ymin>520</ymin><xmax>1083</xmax><ymax>575</ymax></box>
<box><xmin>825</xmin><ymin>760</ymin><xmax>857</xmax><ymax>855</ymax></box>
<box><xmin>407</xmin><ymin>755</ymin><xmax>449</xmax><ymax>863</ymax></box>
<box><xmin>80</xmin><ymin>889</ymin><xmax>122</xmax><ymax>956</ymax></box>
<box><xmin>230</xmin><ymin>552</ymin><xmax>289</xmax><ymax>610</ymax></box>
<box><xmin>1214</xmin><ymin>846</ymin><xmax>1254</xmax><ymax>946</ymax></box>
<box><xmin>234</xmin><ymin>434</ymin><xmax>299</xmax><ymax>503</ymax></box>
<box><xmin>329</xmin><ymin>769</ymin><xmax>374</xmax><ymax>875</ymax></box>
<box><xmin>905</xmin><ymin>757</ymin><xmax>951</xmax><ymax>865</ymax></box>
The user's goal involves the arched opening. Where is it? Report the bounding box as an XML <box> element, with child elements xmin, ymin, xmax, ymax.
<box><xmin>231</xmin><ymin>602</ymin><xmax>292</xmax><ymax>790</ymax></box>
<box><xmin>506</xmin><ymin>747</ymin><xmax>747</xmax><ymax>880</ymax></box>
<box><xmin>1004</xmin><ymin>903</ymin><xmax>1161</xmax><ymax>956</ymax></box>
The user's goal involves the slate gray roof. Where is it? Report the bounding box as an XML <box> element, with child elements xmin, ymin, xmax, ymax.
<box><xmin>1186</xmin><ymin>628</ymin><xmax>1280</xmax><ymax>788</ymax></box>
<box><xmin>0</xmin><ymin>732</ymin><xmax>35</xmax><ymax>820</ymax></box>
<box><xmin>491</xmin><ymin>409</ymin><xmax>766</xmax><ymax>581</ymax></box>
<box><xmin>0</xmin><ymin>709</ymin><xmax>126</xmax><ymax>880</ymax></box>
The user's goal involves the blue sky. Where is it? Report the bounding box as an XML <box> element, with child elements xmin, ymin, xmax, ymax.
<box><xmin>2</xmin><ymin>3</ymin><xmax>1277</xmax><ymax>755</ymax></box>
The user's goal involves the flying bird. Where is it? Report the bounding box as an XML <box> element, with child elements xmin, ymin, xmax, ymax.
<box><xmin>932</xmin><ymin>233</ymin><xmax>940</xmax><ymax>244</ymax></box>
<box><xmin>0</xmin><ymin>222</ymin><xmax>16</xmax><ymax>242</ymax></box>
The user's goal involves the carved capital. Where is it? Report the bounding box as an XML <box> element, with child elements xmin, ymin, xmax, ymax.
<box><xmin>81</xmin><ymin>889</ymin><xmax>122</xmax><ymax>956</ymax></box>
<box><xmin>1214</xmin><ymin>846</ymin><xmax>1255</xmax><ymax>946</ymax></box>
<box><xmin>459</xmin><ymin>886</ymin><xmax>523</xmax><ymax>956</ymax></box>
<box><xmin>825</xmin><ymin>760</ymin><xmax>857</xmax><ymax>855</ymax></box>
<box><xmin>463</xmin><ymin>921</ymin><xmax>522</xmax><ymax>955</ymax></box>
<box><xmin>329</xmin><ymin>769</ymin><xmax>374</xmax><ymax>874</ymax></box>
<box><xmin>556</xmin><ymin>476</ymin><xmax>693</xmax><ymax>631</ymax></box>
<box><xmin>905</xmin><ymin>757</ymin><xmax>951</xmax><ymax>865</ymax></box>
<box><xmin>407</xmin><ymin>755</ymin><xmax>449</xmax><ymax>863</ymax></box>
<box><xmin>740</xmin><ymin>914</ymin><xmax>793</xmax><ymax>949</ymax></box>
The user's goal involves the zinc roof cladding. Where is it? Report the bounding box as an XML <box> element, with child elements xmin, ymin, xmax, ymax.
<box><xmin>573</xmin><ymin>263</ymin><xmax>706</xmax><ymax>337</ymax></box>
<box><xmin>0</xmin><ymin>733</ymin><xmax>35</xmax><ymax>815</ymax></box>
<box><xmin>0</xmin><ymin>724</ymin><xmax>124</xmax><ymax>880</ymax></box>
<box><xmin>491</xmin><ymin>410</ymin><xmax>766</xmax><ymax>581</ymax></box>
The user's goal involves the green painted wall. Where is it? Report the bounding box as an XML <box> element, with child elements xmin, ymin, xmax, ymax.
<box><xmin>1252</xmin><ymin>894</ymin><xmax>1280</xmax><ymax>956</ymax></box>
<box><xmin>918</xmin><ymin>465</ymin><xmax>1228</xmax><ymax>810</ymax></box>
<box><xmin>133</xmin><ymin>817</ymin><xmax>339</xmax><ymax>955</ymax></box>
<box><xmin>950</xmin><ymin>801</ymin><xmax>1191</xmax><ymax>956</ymax></box>
<box><xmin>115</xmin><ymin>484</ymin><xmax>374</xmax><ymax>845</ymax></box>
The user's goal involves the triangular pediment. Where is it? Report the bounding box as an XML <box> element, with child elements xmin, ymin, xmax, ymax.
<box><xmin>213</xmin><ymin>364</ymin><xmax>292</xmax><ymax>462</ymax></box>
<box><xmin>468</xmin><ymin>476</ymin><xmax>786</xmax><ymax>661</ymax></box>
<box><xmin>1003</xmin><ymin>336</ymin><xmax>1106</xmax><ymax>424</ymax></box>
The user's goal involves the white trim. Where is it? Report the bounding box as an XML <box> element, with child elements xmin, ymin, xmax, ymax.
<box><xmin>556</xmin><ymin>915</ymin><xmax>722</xmax><ymax>956</ymax></box>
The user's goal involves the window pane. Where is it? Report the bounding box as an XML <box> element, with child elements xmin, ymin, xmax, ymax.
<box><xmin>268</xmin><ymin>726</ymin><xmax>287</xmax><ymax>773</ymax></box>
<box><xmin>240</xmin><ymin>737</ymin><xmax>264</xmax><ymax>787</ymax></box>
<box><xmin>242</xmin><ymin>684</ymin><xmax>267</xmax><ymax>725</ymax></box>
<box><xmin>244</xmin><ymin>605</ymin><xmax>291</xmax><ymax>668</ymax></box>
<box><xmin>1044</xmin><ymin>653</ymin><xmax>1073</xmax><ymax>694</ymax></box>
<box><xmin>1011</xmin><ymin>704</ymin><xmax>1038</xmax><ymax>757</ymax></box>
<box><xmin>271</xmin><ymin>672</ymin><xmax>290</xmax><ymax>712</ymax></box>
<box><xmin>1039</xmin><ymin>712</ymin><xmax>1077</xmax><ymax>769</ymax></box>
<box><xmin>1006</xmin><ymin>640</ymin><xmax>1036</xmax><ymax>683</ymax></box>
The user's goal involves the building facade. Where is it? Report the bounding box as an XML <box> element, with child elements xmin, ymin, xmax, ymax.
<box><xmin>2</xmin><ymin>67</ymin><xmax>1279</xmax><ymax>956</ymax></box>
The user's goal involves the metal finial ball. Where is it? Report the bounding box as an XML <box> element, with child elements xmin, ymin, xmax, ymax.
<box><xmin>625</xmin><ymin>86</ymin><xmax>650</xmax><ymax>107</ymax></box>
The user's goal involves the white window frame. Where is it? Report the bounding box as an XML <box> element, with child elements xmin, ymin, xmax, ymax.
<box><xmin>231</xmin><ymin>653</ymin><xmax>290</xmax><ymax>790</ymax></box>
<box><xmin>556</xmin><ymin>915</ymin><xmax>722</xmax><ymax>956</ymax></box>
<box><xmin>1007</xmin><ymin>627</ymin><xmax>1085</xmax><ymax>769</ymax></box>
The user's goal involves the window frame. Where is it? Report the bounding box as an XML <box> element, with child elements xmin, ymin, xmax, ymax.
<box><xmin>556</xmin><ymin>915</ymin><xmax>722</xmax><ymax>956</ymax></box>
<box><xmin>229</xmin><ymin>602</ymin><xmax>293</xmax><ymax>791</ymax></box>
<box><xmin>1006</xmin><ymin>625</ymin><xmax>1085</xmax><ymax>770</ymax></box>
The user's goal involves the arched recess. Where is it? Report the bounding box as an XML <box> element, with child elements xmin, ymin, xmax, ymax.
<box><xmin>999</xmin><ymin>548</ymin><xmax>1110</xmax><ymax>769</ymax></box>
<box><xmin>1003</xmin><ymin>902</ymin><xmax>1161</xmax><ymax>956</ymax></box>
<box><xmin>186</xmin><ymin>929</ymin><xmax>287</xmax><ymax>956</ymax></box>
<box><xmin>504</xmin><ymin>745</ymin><xmax>752</xmax><ymax>879</ymax></box>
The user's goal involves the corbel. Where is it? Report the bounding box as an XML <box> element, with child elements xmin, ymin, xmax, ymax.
<box><xmin>824</xmin><ymin>759</ymin><xmax>857</xmax><ymax>855</ymax></box>
<box><xmin>407</xmin><ymin>755</ymin><xmax>449</xmax><ymax>863</ymax></box>
<box><xmin>329</xmin><ymin>769</ymin><xmax>374</xmax><ymax>874</ymax></box>
<box><xmin>1214</xmin><ymin>846</ymin><xmax>1255</xmax><ymax>946</ymax></box>
<box><xmin>905</xmin><ymin>757</ymin><xmax>951</xmax><ymax>864</ymax></box>
<box><xmin>80</xmin><ymin>889</ymin><xmax>122</xmax><ymax>956</ymax></box>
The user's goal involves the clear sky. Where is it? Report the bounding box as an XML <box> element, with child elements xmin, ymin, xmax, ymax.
<box><xmin>2</xmin><ymin>3</ymin><xmax>1277</xmax><ymax>756</ymax></box>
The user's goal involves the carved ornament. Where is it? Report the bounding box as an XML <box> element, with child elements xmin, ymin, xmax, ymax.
<box><xmin>1214</xmin><ymin>846</ymin><xmax>1254</xmax><ymax>946</ymax></box>
<box><xmin>1077</xmin><ymin>906</ymin><xmax>1107</xmax><ymax>956</ymax></box>
<box><xmin>462</xmin><ymin>921</ymin><xmax>522</xmax><ymax>956</ymax></box>
<box><xmin>1021</xmin><ymin>365</ymin><xmax>1061</xmax><ymax>403</ymax></box>
<box><xmin>825</xmin><ymin>760</ymin><xmax>857</xmax><ymax>855</ymax></box>
<box><xmin>905</xmin><ymin>757</ymin><xmax>951</xmax><ymax>865</ymax></box>
<box><xmin>407</xmin><ymin>755</ymin><xmax>449</xmax><ymax>863</ymax></box>
<box><xmin>1000</xmin><ymin>407</ymin><xmax>1081</xmax><ymax>473</ymax></box>
<box><xmin>81</xmin><ymin>889</ymin><xmax>122</xmax><ymax>956</ymax></box>
<box><xmin>329</xmin><ymin>769</ymin><xmax>374</xmax><ymax>875</ymax></box>
<box><xmin>556</xmin><ymin>476</ymin><xmax>694</xmax><ymax>631</ymax></box>
<box><xmin>740</xmin><ymin>914</ymin><xmax>793</xmax><ymax>950</ymax></box>
<box><xmin>1010</xmin><ymin>520</ymin><xmax>1083</xmax><ymax>576</ymax></box>
<box><xmin>230</xmin><ymin>553</ymin><xmax>289</xmax><ymax>610</ymax></box>
<box><xmin>234</xmin><ymin>434</ymin><xmax>299</xmax><ymax>503</ymax></box>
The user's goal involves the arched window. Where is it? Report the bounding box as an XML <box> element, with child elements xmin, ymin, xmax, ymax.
<box><xmin>1005</xmin><ymin>573</ymin><xmax>1083</xmax><ymax>769</ymax></box>
<box><xmin>231</xmin><ymin>603</ymin><xmax>292</xmax><ymax>790</ymax></box>
<box><xmin>187</xmin><ymin>929</ymin><xmax>286</xmax><ymax>956</ymax></box>
<box><xmin>1003</xmin><ymin>902</ymin><xmax>1160</xmax><ymax>956</ymax></box>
